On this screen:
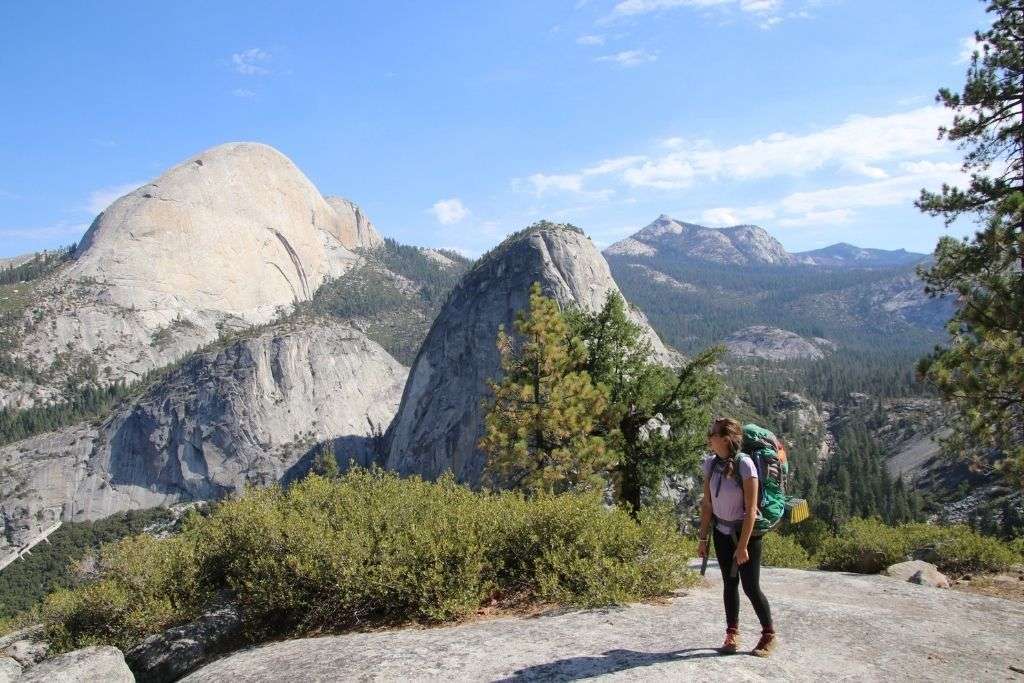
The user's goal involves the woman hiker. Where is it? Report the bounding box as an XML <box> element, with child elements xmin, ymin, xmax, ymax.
<box><xmin>697</xmin><ymin>416</ymin><xmax>777</xmax><ymax>657</ymax></box>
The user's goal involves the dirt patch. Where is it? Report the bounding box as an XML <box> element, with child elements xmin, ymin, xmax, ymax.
<box><xmin>953</xmin><ymin>572</ymin><xmax>1024</xmax><ymax>603</ymax></box>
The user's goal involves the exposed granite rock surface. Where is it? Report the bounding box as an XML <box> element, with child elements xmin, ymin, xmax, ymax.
<box><xmin>3</xmin><ymin>143</ymin><xmax>380</xmax><ymax>408</ymax></box>
<box><xmin>181</xmin><ymin>565</ymin><xmax>1024</xmax><ymax>681</ymax></box>
<box><xmin>19</xmin><ymin>646</ymin><xmax>133</xmax><ymax>682</ymax></box>
<box><xmin>722</xmin><ymin>326</ymin><xmax>834</xmax><ymax>361</ymax></box>
<box><xmin>606</xmin><ymin>215</ymin><xmax>795</xmax><ymax>265</ymax></box>
<box><xmin>1</xmin><ymin>320</ymin><xmax>406</xmax><ymax>557</ymax></box>
<box><xmin>385</xmin><ymin>224</ymin><xmax>677</xmax><ymax>486</ymax></box>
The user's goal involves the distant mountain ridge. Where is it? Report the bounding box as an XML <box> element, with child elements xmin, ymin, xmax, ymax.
<box><xmin>794</xmin><ymin>242</ymin><xmax>928</xmax><ymax>268</ymax></box>
<box><xmin>605</xmin><ymin>215</ymin><xmax>929</xmax><ymax>268</ymax></box>
<box><xmin>603</xmin><ymin>214</ymin><xmax>953</xmax><ymax>357</ymax></box>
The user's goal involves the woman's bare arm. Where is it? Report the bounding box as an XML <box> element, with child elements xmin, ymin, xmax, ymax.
<box><xmin>698</xmin><ymin>474</ymin><xmax>712</xmax><ymax>556</ymax></box>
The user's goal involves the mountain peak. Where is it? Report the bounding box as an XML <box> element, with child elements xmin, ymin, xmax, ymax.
<box><xmin>386</xmin><ymin>221</ymin><xmax>676</xmax><ymax>485</ymax></box>
<box><xmin>606</xmin><ymin>215</ymin><xmax>793</xmax><ymax>266</ymax></box>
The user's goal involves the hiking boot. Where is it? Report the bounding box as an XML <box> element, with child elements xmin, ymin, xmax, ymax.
<box><xmin>751</xmin><ymin>629</ymin><xmax>776</xmax><ymax>657</ymax></box>
<box><xmin>719</xmin><ymin>627</ymin><xmax>739</xmax><ymax>654</ymax></box>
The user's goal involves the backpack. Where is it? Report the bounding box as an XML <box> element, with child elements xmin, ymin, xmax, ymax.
<box><xmin>709</xmin><ymin>423</ymin><xmax>809</xmax><ymax>535</ymax></box>
<box><xmin>741</xmin><ymin>423</ymin><xmax>789</xmax><ymax>534</ymax></box>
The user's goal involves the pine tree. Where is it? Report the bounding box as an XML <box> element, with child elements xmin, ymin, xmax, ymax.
<box><xmin>480</xmin><ymin>283</ymin><xmax>613</xmax><ymax>495</ymax></box>
<box><xmin>566</xmin><ymin>291</ymin><xmax>723</xmax><ymax>512</ymax></box>
<box><xmin>916</xmin><ymin>0</ymin><xmax>1024</xmax><ymax>489</ymax></box>
<box><xmin>311</xmin><ymin>444</ymin><xmax>340</xmax><ymax>479</ymax></box>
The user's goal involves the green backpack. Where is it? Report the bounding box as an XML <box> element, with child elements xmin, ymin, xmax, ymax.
<box><xmin>741</xmin><ymin>423</ymin><xmax>791</xmax><ymax>534</ymax></box>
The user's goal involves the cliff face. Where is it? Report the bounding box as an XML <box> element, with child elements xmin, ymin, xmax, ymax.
<box><xmin>0</xmin><ymin>319</ymin><xmax>407</xmax><ymax>556</ymax></box>
<box><xmin>3</xmin><ymin>143</ymin><xmax>381</xmax><ymax>409</ymax></box>
<box><xmin>384</xmin><ymin>224</ymin><xmax>678</xmax><ymax>486</ymax></box>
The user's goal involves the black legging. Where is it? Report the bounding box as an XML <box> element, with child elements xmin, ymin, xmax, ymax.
<box><xmin>713</xmin><ymin>527</ymin><xmax>773</xmax><ymax>630</ymax></box>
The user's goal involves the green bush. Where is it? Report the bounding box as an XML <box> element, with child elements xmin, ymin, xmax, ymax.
<box><xmin>816</xmin><ymin>518</ymin><xmax>917</xmax><ymax>573</ymax></box>
<box><xmin>761</xmin><ymin>533</ymin><xmax>814</xmax><ymax>569</ymax></box>
<box><xmin>814</xmin><ymin>518</ymin><xmax>1020</xmax><ymax>575</ymax></box>
<box><xmin>41</xmin><ymin>534</ymin><xmax>198</xmax><ymax>652</ymax></box>
<box><xmin>780</xmin><ymin>518</ymin><xmax>832</xmax><ymax>558</ymax></box>
<box><xmin>42</xmin><ymin>468</ymin><xmax>695</xmax><ymax>653</ymax></box>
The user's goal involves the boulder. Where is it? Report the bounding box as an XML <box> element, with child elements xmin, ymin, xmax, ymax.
<box><xmin>3</xmin><ymin>639</ymin><xmax>47</xmax><ymax>667</ymax></box>
<box><xmin>384</xmin><ymin>222</ymin><xmax>677</xmax><ymax>485</ymax></box>
<box><xmin>19</xmin><ymin>646</ymin><xmax>133</xmax><ymax>682</ymax></box>
<box><xmin>126</xmin><ymin>605</ymin><xmax>242</xmax><ymax>683</ymax></box>
<box><xmin>0</xmin><ymin>657</ymin><xmax>21</xmax><ymax>683</ymax></box>
<box><xmin>884</xmin><ymin>560</ymin><xmax>950</xmax><ymax>589</ymax></box>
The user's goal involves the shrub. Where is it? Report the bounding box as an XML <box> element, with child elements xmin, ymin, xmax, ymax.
<box><xmin>898</xmin><ymin>523</ymin><xmax>1020</xmax><ymax>576</ymax></box>
<box><xmin>41</xmin><ymin>468</ymin><xmax>695</xmax><ymax>653</ymax></box>
<box><xmin>814</xmin><ymin>518</ymin><xmax>1021</xmax><ymax>576</ymax></box>
<box><xmin>42</xmin><ymin>534</ymin><xmax>197</xmax><ymax>652</ymax></box>
<box><xmin>761</xmin><ymin>533</ymin><xmax>814</xmax><ymax>569</ymax></box>
<box><xmin>815</xmin><ymin>518</ymin><xmax>912</xmax><ymax>573</ymax></box>
<box><xmin>780</xmin><ymin>518</ymin><xmax>832</xmax><ymax>558</ymax></box>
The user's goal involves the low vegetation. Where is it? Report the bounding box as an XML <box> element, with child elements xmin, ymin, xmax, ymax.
<box><xmin>302</xmin><ymin>238</ymin><xmax>470</xmax><ymax>364</ymax></box>
<box><xmin>814</xmin><ymin>518</ymin><xmax>1020</xmax><ymax>576</ymax></box>
<box><xmin>38</xmin><ymin>468</ymin><xmax>696</xmax><ymax>653</ymax></box>
<box><xmin>0</xmin><ymin>508</ymin><xmax>176</xmax><ymax>619</ymax></box>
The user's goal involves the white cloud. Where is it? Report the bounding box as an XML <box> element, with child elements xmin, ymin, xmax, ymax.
<box><xmin>85</xmin><ymin>181</ymin><xmax>146</xmax><ymax>215</ymax></box>
<box><xmin>956</xmin><ymin>35</ymin><xmax>990</xmax><ymax>64</ymax></box>
<box><xmin>740</xmin><ymin>0</ymin><xmax>780</xmax><ymax>13</ymax></box>
<box><xmin>620</xmin><ymin>106</ymin><xmax>951</xmax><ymax>188</ymax></box>
<box><xmin>699</xmin><ymin>160</ymin><xmax>967</xmax><ymax>230</ymax></box>
<box><xmin>232</xmin><ymin>88</ymin><xmax>256</xmax><ymax>98</ymax></box>
<box><xmin>609</xmin><ymin>0</ymin><xmax>785</xmax><ymax>23</ymax></box>
<box><xmin>612</xmin><ymin>0</ymin><xmax>731</xmax><ymax>16</ymax></box>
<box><xmin>576</xmin><ymin>34</ymin><xmax>606</xmax><ymax>45</ymax></box>
<box><xmin>231</xmin><ymin>48</ymin><xmax>272</xmax><ymax>76</ymax></box>
<box><xmin>596</xmin><ymin>49</ymin><xmax>657</xmax><ymax>67</ymax></box>
<box><xmin>582</xmin><ymin>155</ymin><xmax>647</xmax><ymax>175</ymax></box>
<box><xmin>776</xmin><ymin>209</ymin><xmax>853</xmax><ymax>227</ymax></box>
<box><xmin>430</xmin><ymin>198</ymin><xmax>470</xmax><ymax>224</ymax></box>
<box><xmin>700</xmin><ymin>205</ymin><xmax>776</xmax><ymax>226</ymax></box>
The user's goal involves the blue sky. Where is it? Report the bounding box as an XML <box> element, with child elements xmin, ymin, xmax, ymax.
<box><xmin>0</xmin><ymin>0</ymin><xmax>991</xmax><ymax>258</ymax></box>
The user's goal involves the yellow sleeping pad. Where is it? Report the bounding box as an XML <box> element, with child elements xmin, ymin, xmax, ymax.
<box><xmin>786</xmin><ymin>498</ymin><xmax>810</xmax><ymax>524</ymax></box>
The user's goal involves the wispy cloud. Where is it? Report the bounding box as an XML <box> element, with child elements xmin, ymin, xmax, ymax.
<box><xmin>232</xmin><ymin>88</ymin><xmax>256</xmax><ymax>98</ymax></box>
<box><xmin>620</xmin><ymin>106</ymin><xmax>952</xmax><ymax>189</ymax></box>
<box><xmin>514</xmin><ymin>157</ymin><xmax>643</xmax><ymax>198</ymax></box>
<box><xmin>596</xmin><ymin>49</ymin><xmax>657</xmax><ymax>67</ymax></box>
<box><xmin>956</xmin><ymin>34</ymin><xmax>990</xmax><ymax>64</ymax></box>
<box><xmin>698</xmin><ymin>160</ymin><xmax>966</xmax><ymax>229</ymax></box>
<box><xmin>606</xmin><ymin>0</ymin><xmax>786</xmax><ymax>27</ymax></box>
<box><xmin>430</xmin><ymin>198</ymin><xmax>470</xmax><ymax>224</ymax></box>
<box><xmin>576</xmin><ymin>34</ymin><xmax>606</xmax><ymax>45</ymax></box>
<box><xmin>231</xmin><ymin>48</ymin><xmax>272</xmax><ymax>76</ymax></box>
<box><xmin>516</xmin><ymin>105</ymin><xmax>958</xmax><ymax>234</ymax></box>
<box><xmin>85</xmin><ymin>181</ymin><xmax>146</xmax><ymax>215</ymax></box>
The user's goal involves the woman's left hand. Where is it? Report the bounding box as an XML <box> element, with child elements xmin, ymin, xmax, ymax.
<box><xmin>734</xmin><ymin>545</ymin><xmax>750</xmax><ymax>566</ymax></box>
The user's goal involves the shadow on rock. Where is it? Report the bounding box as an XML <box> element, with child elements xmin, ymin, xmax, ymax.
<box><xmin>496</xmin><ymin>647</ymin><xmax>726</xmax><ymax>681</ymax></box>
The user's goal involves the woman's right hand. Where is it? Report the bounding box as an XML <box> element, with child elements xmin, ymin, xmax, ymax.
<box><xmin>697</xmin><ymin>538</ymin><xmax>709</xmax><ymax>559</ymax></box>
